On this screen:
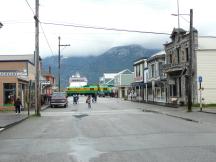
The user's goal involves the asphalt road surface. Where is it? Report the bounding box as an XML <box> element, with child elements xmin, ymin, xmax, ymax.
<box><xmin>1</xmin><ymin>96</ymin><xmax>216</xmax><ymax>162</ymax></box>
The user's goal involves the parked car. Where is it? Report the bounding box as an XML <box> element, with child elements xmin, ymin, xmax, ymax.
<box><xmin>50</xmin><ymin>92</ymin><xmax>68</xmax><ymax>108</ymax></box>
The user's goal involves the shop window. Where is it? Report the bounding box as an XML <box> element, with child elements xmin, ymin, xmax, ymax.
<box><xmin>4</xmin><ymin>83</ymin><xmax>16</xmax><ymax>105</ymax></box>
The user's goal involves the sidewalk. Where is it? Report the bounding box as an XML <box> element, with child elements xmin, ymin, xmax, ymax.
<box><xmin>142</xmin><ymin>104</ymin><xmax>216</xmax><ymax>124</ymax></box>
<box><xmin>0</xmin><ymin>105</ymin><xmax>49</xmax><ymax>132</ymax></box>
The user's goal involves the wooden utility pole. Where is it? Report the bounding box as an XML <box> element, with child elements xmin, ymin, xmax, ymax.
<box><xmin>187</xmin><ymin>9</ymin><xmax>193</xmax><ymax>112</ymax></box>
<box><xmin>58</xmin><ymin>36</ymin><xmax>70</xmax><ymax>92</ymax></box>
<box><xmin>58</xmin><ymin>36</ymin><xmax>61</xmax><ymax>92</ymax></box>
<box><xmin>35</xmin><ymin>0</ymin><xmax>41</xmax><ymax>116</ymax></box>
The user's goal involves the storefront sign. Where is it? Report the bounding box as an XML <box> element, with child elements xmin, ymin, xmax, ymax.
<box><xmin>0</xmin><ymin>71</ymin><xmax>27</xmax><ymax>77</ymax></box>
<box><xmin>40</xmin><ymin>80</ymin><xmax>51</xmax><ymax>85</ymax></box>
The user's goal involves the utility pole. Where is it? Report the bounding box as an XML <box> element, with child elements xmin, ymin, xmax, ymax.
<box><xmin>187</xmin><ymin>9</ymin><xmax>193</xmax><ymax>112</ymax></box>
<box><xmin>34</xmin><ymin>0</ymin><xmax>40</xmax><ymax>116</ymax></box>
<box><xmin>177</xmin><ymin>0</ymin><xmax>180</xmax><ymax>28</ymax></box>
<box><xmin>58</xmin><ymin>36</ymin><xmax>70</xmax><ymax>92</ymax></box>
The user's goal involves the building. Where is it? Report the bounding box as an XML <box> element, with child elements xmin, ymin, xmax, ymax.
<box><xmin>196</xmin><ymin>36</ymin><xmax>216</xmax><ymax>104</ymax></box>
<box><xmin>113</xmin><ymin>69</ymin><xmax>133</xmax><ymax>98</ymax></box>
<box><xmin>147</xmin><ymin>51</ymin><xmax>166</xmax><ymax>103</ymax></box>
<box><xmin>99</xmin><ymin>73</ymin><xmax>118</xmax><ymax>86</ymax></box>
<box><xmin>0</xmin><ymin>54</ymin><xmax>36</xmax><ymax>110</ymax></box>
<box><xmin>131</xmin><ymin>57</ymin><xmax>147</xmax><ymax>101</ymax></box>
<box><xmin>163</xmin><ymin>28</ymin><xmax>198</xmax><ymax>105</ymax></box>
<box><xmin>40</xmin><ymin>66</ymin><xmax>55</xmax><ymax>104</ymax></box>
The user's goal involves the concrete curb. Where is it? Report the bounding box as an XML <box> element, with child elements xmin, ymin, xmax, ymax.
<box><xmin>0</xmin><ymin>115</ymin><xmax>29</xmax><ymax>133</ymax></box>
<box><xmin>201</xmin><ymin>110</ymin><xmax>216</xmax><ymax>115</ymax></box>
<box><xmin>41</xmin><ymin>105</ymin><xmax>50</xmax><ymax>111</ymax></box>
<box><xmin>0</xmin><ymin>105</ymin><xmax>49</xmax><ymax>133</ymax></box>
<box><xmin>142</xmin><ymin>109</ymin><xmax>199</xmax><ymax>123</ymax></box>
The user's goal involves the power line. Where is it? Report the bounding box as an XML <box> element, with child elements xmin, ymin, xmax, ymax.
<box><xmin>41</xmin><ymin>21</ymin><xmax>171</xmax><ymax>35</ymax></box>
<box><xmin>24</xmin><ymin>0</ymin><xmax>35</xmax><ymax>15</ymax></box>
<box><xmin>39</xmin><ymin>23</ymin><xmax>55</xmax><ymax>56</ymax></box>
<box><xmin>24</xmin><ymin>0</ymin><xmax>55</xmax><ymax>56</ymax></box>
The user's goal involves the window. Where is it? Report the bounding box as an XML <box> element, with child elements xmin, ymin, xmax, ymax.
<box><xmin>4</xmin><ymin>83</ymin><xmax>16</xmax><ymax>105</ymax></box>
<box><xmin>151</xmin><ymin>64</ymin><xmax>155</xmax><ymax>77</ymax></box>
<box><xmin>179</xmin><ymin>77</ymin><xmax>182</xmax><ymax>97</ymax></box>
<box><xmin>186</xmin><ymin>48</ymin><xmax>189</xmax><ymax>62</ymax></box>
<box><xmin>169</xmin><ymin>54</ymin><xmax>172</xmax><ymax>64</ymax></box>
<box><xmin>158</xmin><ymin>62</ymin><xmax>163</xmax><ymax>76</ymax></box>
<box><xmin>136</xmin><ymin>64</ymin><xmax>140</xmax><ymax>77</ymax></box>
<box><xmin>177</xmin><ymin>48</ymin><xmax>180</xmax><ymax>64</ymax></box>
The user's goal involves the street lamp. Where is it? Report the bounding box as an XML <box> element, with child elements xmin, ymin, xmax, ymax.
<box><xmin>58</xmin><ymin>36</ymin><xmax>70</xmax><ymax>92</ymax></box>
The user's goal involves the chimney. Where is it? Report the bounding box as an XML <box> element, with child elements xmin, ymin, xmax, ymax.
<box><xmin>49</xmin><ymin>66</ymin><xmax>51</xmax><ymax>74</ymax></box>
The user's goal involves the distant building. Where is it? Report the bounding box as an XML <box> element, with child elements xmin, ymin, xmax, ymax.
<box><xmin>99</xmin><ymin>73</ymin><xmax>118</xmax><ymax>86</ymax></box>
<box><xmin>114</xmin><ymin>69</ymin><xmax>133</xmax><ymax>98</ymax></box>
<box><xmin>146</xmin><ymin>51</ymin><xmax>166</xmax><ymax>103</ymax></box>
<box><xmin>131</xmin><ymin>57</ymin><xmax>147</xmax><ymax>101</ymax></box>
<box><xmin>41</xmin><ymin>67</ymin><xmax>55</xmax><ymax>96</ymax></box>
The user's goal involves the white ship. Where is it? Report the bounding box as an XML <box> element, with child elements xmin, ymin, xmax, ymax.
<box><xmin>69</xmin><ymin>72</ymin><xmax>88</xmax><ymax>87</ymax></box>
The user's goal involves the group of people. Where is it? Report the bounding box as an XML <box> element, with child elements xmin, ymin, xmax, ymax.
<box><xmin>72</xmin><ymin>94</ymin><xmax>97</xmax><ymax>109</ymax></box>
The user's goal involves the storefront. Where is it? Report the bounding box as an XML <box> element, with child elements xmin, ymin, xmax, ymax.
<box><xmin>0</xmin><ymin>54</ymin><xmax>35</xmax><ymax>110</ymax></box>
<box><xmin>0</xmin><ymin>74</ymin><xmax>29</xmax><ymax>110</ymax></box>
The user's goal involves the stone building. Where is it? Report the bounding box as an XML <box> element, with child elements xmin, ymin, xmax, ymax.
<box><xmin>163</xmin><ymin>28</ymin><xmax>198</xmax><ymax>105</ymax></box>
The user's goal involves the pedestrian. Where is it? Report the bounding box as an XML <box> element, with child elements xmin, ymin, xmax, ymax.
<box><xmin>73</xmin><ymin>94</ymin><xmax>77</xmax><ymax>104</ymax></box>
<box><xmin>14</xmin><ymin>97</ymin><xmax>22</xmax><ymax>114</ymax></box>
<box><xmin>86</xmin><ymin>95</ymin><xmax>91</xmax><ymax>109</ymax></box>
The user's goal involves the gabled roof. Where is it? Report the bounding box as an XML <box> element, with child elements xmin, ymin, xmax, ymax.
<box><xmin>0</xmin><ymin>54</ymin><xmax>35</xmax><ymax>64</ymax></box>
<box><xmin>116</xmin><ymin>69</ymin><xmax>133</xmax><ymax>75</ymax></box>
<box><xmin>147</xmin><ymin>50</ymin><xmax>165</xmax><ymax>62</ymax></box>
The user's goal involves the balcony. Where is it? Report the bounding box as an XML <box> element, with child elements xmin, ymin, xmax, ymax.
<box><xmin>162</xmin><ymin>63</ymin><xmax>188</xmax><ymax>73</ymax></box>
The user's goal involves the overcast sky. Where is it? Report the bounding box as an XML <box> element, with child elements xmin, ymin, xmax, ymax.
<box><xmin>0</xmin><ymin>0</ymin><xmax>216</xmax><ymax>58</ymax></box>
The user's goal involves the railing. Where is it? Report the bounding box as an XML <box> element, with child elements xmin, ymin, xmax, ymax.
<box><xmin>162</xmin><ymin>63</ymin><xmax>188</xmax><ymax>72</ymax></box>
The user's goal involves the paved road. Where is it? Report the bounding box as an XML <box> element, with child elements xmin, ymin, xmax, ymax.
<box><xmin>0</xmin><ymin>96</ymin><xmax>216</xmax><ymax>162</ymax></box>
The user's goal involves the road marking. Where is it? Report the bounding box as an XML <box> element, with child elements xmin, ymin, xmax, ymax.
<box><xmin>0</xmin><ymin>128</ymin><xmax>5</xmax><ymax>132</ymax></box>
<box><xmin>42</xmin><ymin>109</ymin><xmax>148</xmax><ymax>117</ymax></box>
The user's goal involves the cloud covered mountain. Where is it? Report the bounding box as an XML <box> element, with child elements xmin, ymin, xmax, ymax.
<box><xmin>42</xmin><ymin>44</ymin><xmax>160</xmax><ymax>88</ymax></box>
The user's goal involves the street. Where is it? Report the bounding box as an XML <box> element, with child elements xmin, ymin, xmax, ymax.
<box><xmin>0</xmin><ymin>97</ymin><xmax>216</xmax><ymax>162</ymax></box>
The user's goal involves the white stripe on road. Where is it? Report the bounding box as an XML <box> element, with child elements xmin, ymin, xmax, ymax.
<box><xmin>0</xmin><ymin>128</ymin><xmax>5</xmax><ymax>132</ymax></box>
<box><xmin>42</xmin><ymin>109</ymin><xmax>146</xmax><ymax>117</ymax></box>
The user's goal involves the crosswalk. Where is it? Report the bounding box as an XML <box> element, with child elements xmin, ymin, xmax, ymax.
<box><xmin>42</xmin><ymin>109</ymin><xmax>144</xmax><ymax>117</ymax></box>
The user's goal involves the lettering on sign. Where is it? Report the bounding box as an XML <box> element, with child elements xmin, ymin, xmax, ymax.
<box><xmin>40</xmin><ymin>80</ymin><xmax>51</xmax><ymax>85</ymax></box>
<box><xmin>0</xmin><ymin>71</ymin><xmax>27</xmax><ymax>77</ymax></box>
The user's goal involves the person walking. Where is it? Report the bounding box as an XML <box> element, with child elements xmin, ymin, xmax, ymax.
<box><xmin>86</xmin><ymin>95</ymin><xmax>91</xmax><ymax>109</ymax></box>
<box><xmin>14</xmin><ymin>97</ymin><xmax>22</xmax><ymax>114</ymax></box>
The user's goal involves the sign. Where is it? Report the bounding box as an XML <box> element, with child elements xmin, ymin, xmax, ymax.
<box><xmin>40</xmin><ymin>80</ymin><xmax>51</xmax><ymax>85</ymax></box>
<box><xmin>0</xmin><ymin>71</ymin><xmax>27</xmax><ymax>77</ymax></box>
<box><xmin>198</xmin><ymin>76</ymin><xmax>202</xmax><ymax>83</ymax></box>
